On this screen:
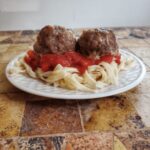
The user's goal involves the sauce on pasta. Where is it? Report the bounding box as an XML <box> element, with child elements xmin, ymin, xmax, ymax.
<box><xmin>24</xmin><ymin>50</ymin><xmax>121</xmax><ymax>74</ymax></box>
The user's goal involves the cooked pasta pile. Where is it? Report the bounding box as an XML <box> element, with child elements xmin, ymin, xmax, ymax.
<box><xmin>9</xmin><ymin>54</ymin><xmax>134</xmax><ymax>92</ymax></box>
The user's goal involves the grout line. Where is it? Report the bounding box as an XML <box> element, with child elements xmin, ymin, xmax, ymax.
<box><xmin>0</xmin><ymin>130</ymin><xmax>114</xmax><ymax>140</ymax></box>
<box><xmin>146</xmin><ymin>66</ymin><xmax>150</xmax><ymax>72</ymax></box>
<box><xmin>144</xmin><ymin>64</ymin><xmax>150</xmax><ymax>72</ymax></box>
<box><xmin>77</xmin><ymin>100</ymin><xmax>85</xmax><ymax>133</ymax></box>
<box><xmin>18</xmin><ymin>100</ymin><xmax>27</xmax><ymax>137</ymax></box>
<box><xmin>1</xmin><ymin>127</ymin><xmax>150</xmax><ymax>140</ymax></box>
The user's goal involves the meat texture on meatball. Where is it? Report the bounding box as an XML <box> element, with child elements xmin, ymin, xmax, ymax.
<box><xmin>77</xmin><ymin>28</ymin><xmax>119</xmax><ymax>58</ymax></box>
<box><xmin>34</xmin><ymin>25</ymin><xmax>76</xmax><ymax>54</ymax></box>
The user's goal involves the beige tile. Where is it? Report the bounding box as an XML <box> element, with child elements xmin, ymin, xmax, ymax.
<box><xmin>0</xmin><ymin>35</ymin><xmax>11</xmax><ymax>42</ymax></box>
<box><xmin>118</xmin><ymin>38</ymin><xmax>150</xmax><ymax>48</ymax></box>
<box><xmin>12</xmin><ymin>34</ymin><xmax>36</xmax><ymax>44</ymax></box>
<box><xmin>0</xmin><ymin>63</ymin><xmax>20</xmax><ymax>93</ymax></box>
<box><xmin>80</xmin><ymin>94</ymin><xmax>145</xmax><ymax>132</ymax></box>
<box><xmin>0</xmin><ymin>43</ymin><xmax>31</xmax><ymax>63</ymax></box>
<box><xmin>129</xmin><ymin>72</ymin><xmax>150</xmax><ymax>94</ymax></box>
<box><xmin>129</xmin><ymin>93</ymin><xmax>150</xmax><ymax>127</ymax></box>
<box><xmin>117</xmin><ymin>40</ymin><xmax>126</xmax><ymax>49</ymax></box>
<box><xmin>0</xmin><ymin>44</ymin><xmax>10</xmax><ymax>53</ymax></box>
<box><xmin>0</xmin><ymin>32</ymin><xmax>21</xmax><ymax>44</ymax></box>
<box><xmin>130</xmin><ymin>28</ymin><xmax>148</xmax><ymax>39</ymax></box>
<box><xmin>123</xmin><ymin>47</ymin><xmax>150</xmax><ymax>72</ymax></box>
<box><xmin>0</xmin><ymin>93</ymin><xmax>25</xmax><ymax>138</ymax></box>
<box><xmin>31</xmin><ymin>34</ymin><xmax>37</xmax><ymax>43</ymax></box>
<box><xmin>126</xmin><ymin>47</ymin><xmax>150</xmax><ymax>71</ymax></box>
<box><xmin>146</xmin><ymin>65</ymin><xmax>150</xmax><ymax>72</ymax></box>
<box><xmin>142</xmin><ymin>57</ymin><xmax>150</xmax><ymax>68</ymax></box>
<box><xmin>0</xmin><ymin>31</ymin><xmax>21</xmax><ymax>36</ymax></box>
<box><xmin>144</xmin><ymin>38</ymin><xmax>150</xmax><ymax>45</ymax></box>
<box><xmin>128</xmin><ymin>47</ymin><xmax>150</xmax><ymax>58</ymax></box>
<box><xmin>112</xmin><ymin>28</ymin><xmax>131</xmax><ymax>39</ymax></box>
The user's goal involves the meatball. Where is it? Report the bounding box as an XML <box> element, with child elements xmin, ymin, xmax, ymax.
<box><xmin>34</xmin><ymin>25</ymin><xmax>76</xmax><ymax>54</ymax></box>
<box><xmin>77</xmin><ymin>28</ymin><xmax>119</xmax><ymax>58</ymax></box>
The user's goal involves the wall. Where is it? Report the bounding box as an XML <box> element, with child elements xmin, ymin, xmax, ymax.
<box><xmin>0</xmin><ymin>0</ymin><xmax>150</xmax><ymax>31</ymax></box>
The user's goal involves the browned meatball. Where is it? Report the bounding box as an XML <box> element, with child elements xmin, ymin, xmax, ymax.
<box><xmin>77</xmin><ymin>28</ymin><xmax>119</xmax><ymax>58</ymax></box>
<box><xmin>34</xmin><ymin>25</ymin><xmax>76</xmax><ymax>54</ymax></box>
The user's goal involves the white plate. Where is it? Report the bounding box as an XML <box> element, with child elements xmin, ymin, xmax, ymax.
<box><xmin>6</xmin><ymin>49</ymin><xmax>146</xmax><ymax>100</ymax></box>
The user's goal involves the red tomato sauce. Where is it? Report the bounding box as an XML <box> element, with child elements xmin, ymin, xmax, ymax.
<box><xmin>24</xmin><ymin>50</ymin><xmax>121</xmax><ymax>74</ymax></box>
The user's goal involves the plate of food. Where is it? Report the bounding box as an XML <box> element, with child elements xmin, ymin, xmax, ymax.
<box><xmin>6</xmin><ymin>26</ymin><xmax>146</xmax><ymax>99</ymax></box>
